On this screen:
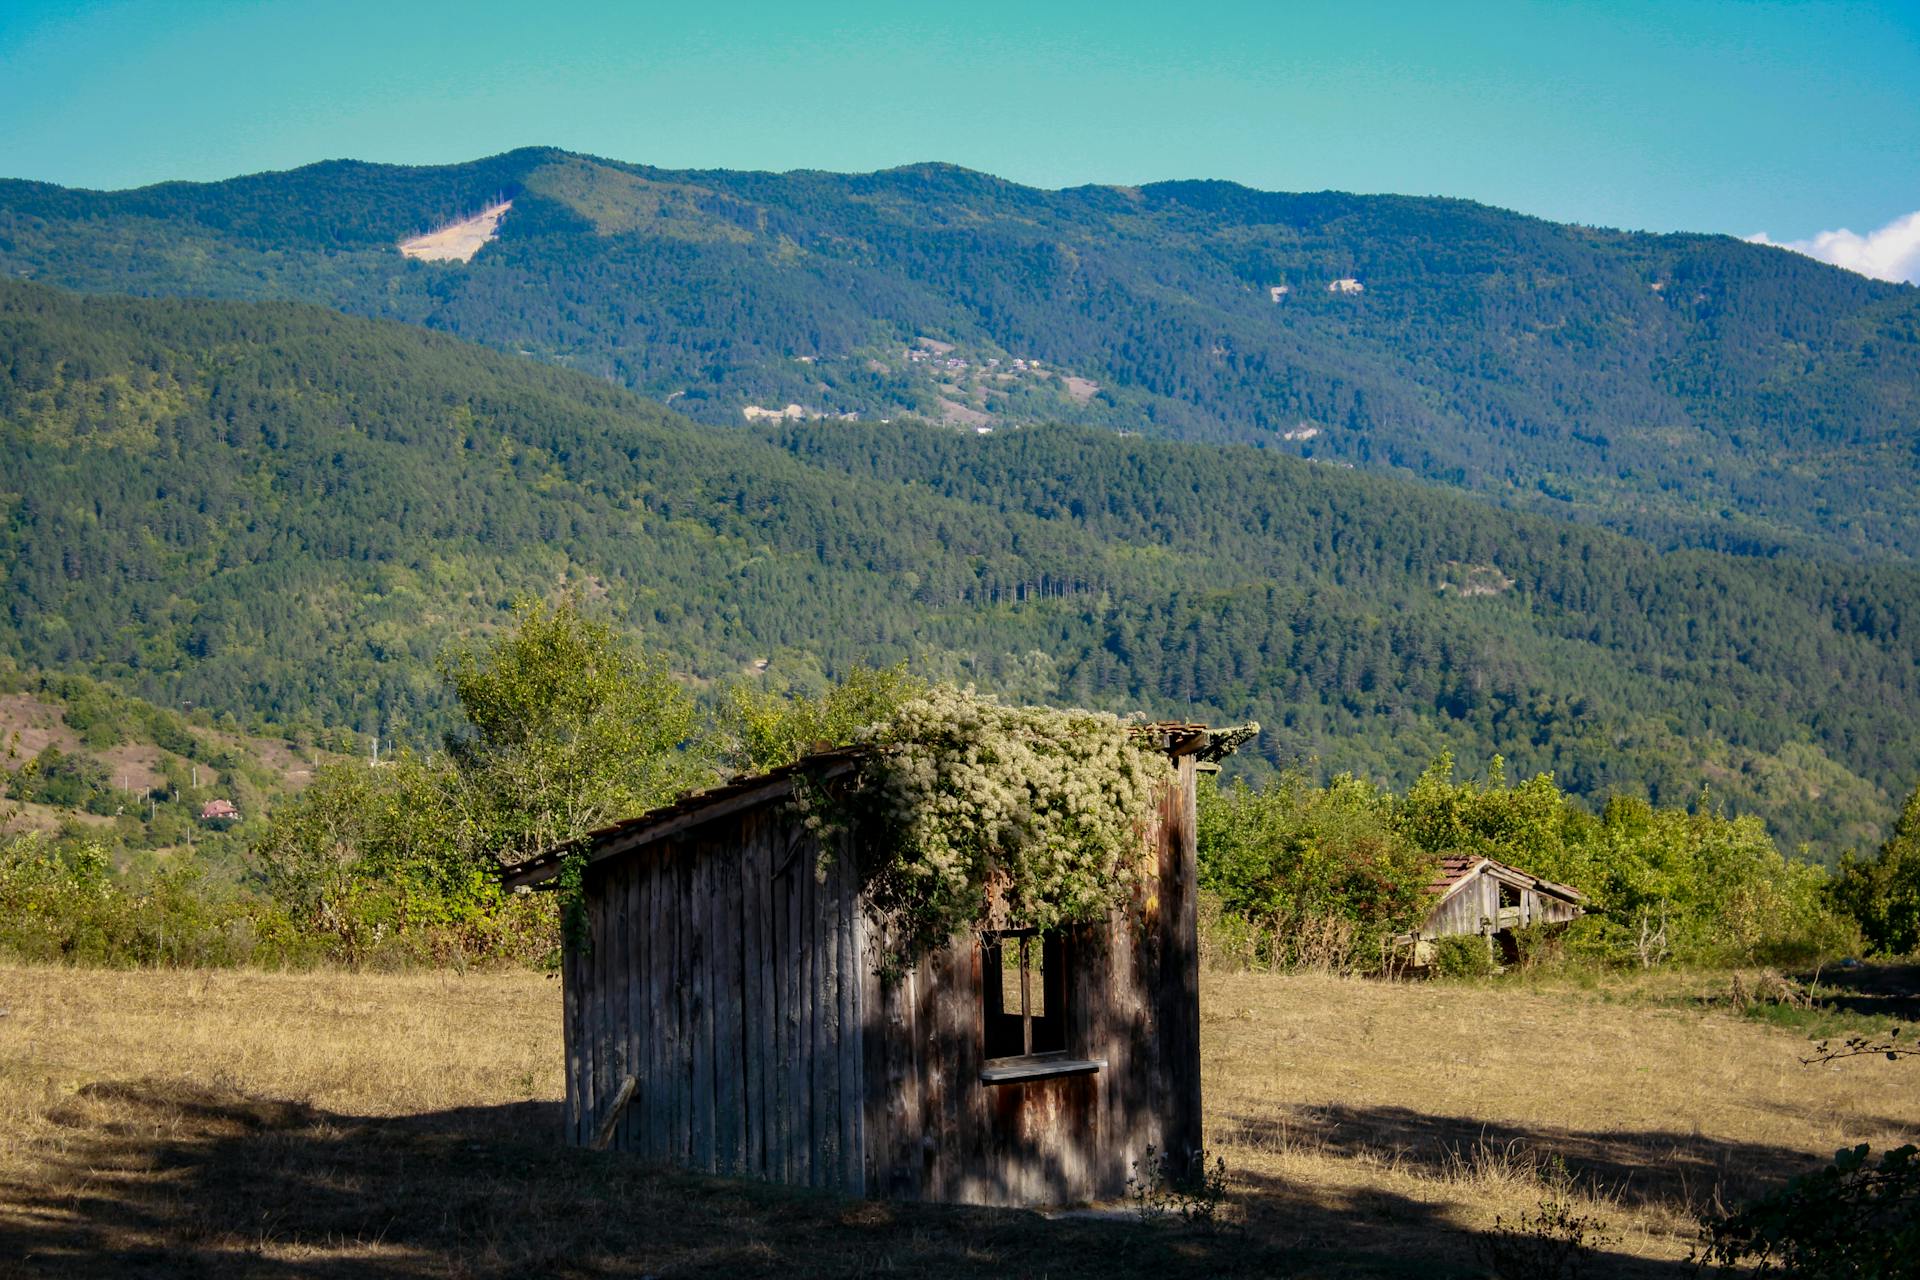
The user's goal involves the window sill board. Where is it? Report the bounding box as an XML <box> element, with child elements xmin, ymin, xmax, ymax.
<box><xmin>979</xmin><ymin>1054</ymin><xmax>1106</xmax><ymax>1085</ymax></box>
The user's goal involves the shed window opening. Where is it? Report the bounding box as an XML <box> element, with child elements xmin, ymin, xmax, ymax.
<box><xmin>984</xmin><ymin>929</ymin><xmax>1066</xmax><ymax>1060</ymax></box>
<box><xmin>1498</xmin><ymin>882</ymin><xmax>1520</xmax><ymax>909</ymax></box>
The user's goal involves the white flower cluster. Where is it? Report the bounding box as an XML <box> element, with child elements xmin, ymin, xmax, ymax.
<box><xmin>851</xmin><ymin>686</ymin><xmax>1172</xmax><ymax>954</ymax></box>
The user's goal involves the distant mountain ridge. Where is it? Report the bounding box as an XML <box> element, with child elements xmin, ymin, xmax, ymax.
<box><xmin>3</xmin><ymin>147</ymin><xmax>1916</xmax><ymax>560</ymax></box>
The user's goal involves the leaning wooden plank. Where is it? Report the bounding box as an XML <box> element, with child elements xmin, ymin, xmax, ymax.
<box><xmin>590</xmin><ymin>1075</ymin><xmax>639</xmax><ymax>1152</ymax></box>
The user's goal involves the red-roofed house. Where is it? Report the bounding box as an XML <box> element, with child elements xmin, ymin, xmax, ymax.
<box><xmin>1403</xmin><ymin>855</ymin><xmax>1584</xmax><ymax>967</ymax></box>
<box><xmin>198</xmin><ymin>799</ymin><xmax>241</xmax><ymax>824</ymax></box>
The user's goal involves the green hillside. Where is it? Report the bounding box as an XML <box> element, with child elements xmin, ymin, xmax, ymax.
<box><xmin>0</xmin><ymin>659</ymin><xmax>344</xmax><ymax>875</ymax></box>
<box><xmin>3</xmin><ymin>280</ymin><xmax>1915</xmax><ymax>859</ymax></box>
<box><xmin>2</xmin><ymin>149</ymin><xmax>1917</xmax><ymax>559</ymax></box>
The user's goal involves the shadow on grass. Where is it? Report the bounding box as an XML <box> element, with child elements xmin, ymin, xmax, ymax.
<box><xmin>1229</xmin><ymin>1102</ymin><xmax>1832</xmax><ymax>1219</ymax></box>
<box><xmin>0</xmin><ymin>1080</ymin><xmax>1715</xmax><ymax>1279</ymax></box>
<box><xmin>1803</xmin><ymin>961</ymin><xmax>1920</xmax><ymax>1023</ymax></box>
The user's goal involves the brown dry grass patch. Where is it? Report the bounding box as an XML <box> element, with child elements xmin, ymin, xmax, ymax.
<box><xmin>1204</xmin><ymin>969</ymin><xmax>1918</xmax><ymax>1273</ymax></box>
<box><xmin>0</xmin><ymin>965</ymin><xmax>1914</xmax><ymax>1277</ymax></box>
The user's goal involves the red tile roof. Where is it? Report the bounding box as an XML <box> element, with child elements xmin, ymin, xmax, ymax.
<box><xmin>1425</xmin><ymin>854</ymin><xmax>1583</xmax><ymax>904</ymax></box>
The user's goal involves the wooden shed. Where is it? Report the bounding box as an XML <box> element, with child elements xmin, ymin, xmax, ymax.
<box><xmin>1403</xmin><ymin>854</ymin><xmax>1585</xmax><ymax>967</ymax></box>
<box><xmin>499</xmin><ymin>723</ymin><xmax>1245</xmax><ymax>1207</ymax></box>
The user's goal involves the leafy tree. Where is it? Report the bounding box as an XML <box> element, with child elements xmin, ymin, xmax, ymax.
<box><xmin>441</xmin><ymin>596</ymin><xmax>713</xmax><ymax>865</ymax></box>
<box><xmin>718</xmin><ymin>662</ymin><xmax>925</xmax><ymax>774</ymax></box>
<box><xmin>1832</xmin><ymin>782</ymin><xmax>1920</xmax><ymax>956</ymax></box>
<box><xmin>250</xmin><ymin>596</ymin><xmax>705</xmax><ymax>958</ymax></box>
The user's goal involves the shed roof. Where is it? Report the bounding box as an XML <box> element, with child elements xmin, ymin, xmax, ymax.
<box><xmin>499</xmin><ymin>721</ymin><xmax>1248</xmax><ymax>890</ymax></box>
<box><xmin>1426</xmin><ymin>854</ymin><xmax>1584</xmax><ymax>906</ymax></box>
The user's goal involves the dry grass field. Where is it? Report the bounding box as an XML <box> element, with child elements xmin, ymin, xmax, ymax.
<box><xmin>0</xmin><ymin>964</ymin><xmax>1914</xmax><ymax>1278</ymax></box>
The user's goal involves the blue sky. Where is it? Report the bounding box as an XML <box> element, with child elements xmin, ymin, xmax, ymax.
<box><xmin>2</xmin><ymin>0</ymin><xmax>1916</xmax><ymax>257</ymax></box>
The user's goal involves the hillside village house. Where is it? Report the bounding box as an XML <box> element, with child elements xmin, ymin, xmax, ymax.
<box><xmin>197</xmin><ymin>799</ymin><xmax>241</xmax><ymax>824</ymax></box>
<box><xmin>500</xmin><ymin>723</ymin><xmax>1249</xmax><ymax>1207</ymax></box>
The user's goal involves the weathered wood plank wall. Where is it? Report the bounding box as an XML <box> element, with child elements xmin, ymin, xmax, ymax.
<box><xmin>562</xmin><ymin>761</ymin><xmax>1203</xmax><ymax>1208</ymax></box>
<box><xmin>561</xmin><ymin>808</ymin><xmax>868</xmax><ymax>1192</ymax></box>
<box><xmin>855</xmin><ymin>757</ymin><xmax>1202</xmax><ymax>1206</ymax></box>
<box><xmin>1420</xmin><ymin>870</ymin><xmax>1583</xmax><ymax>940</ymax></box>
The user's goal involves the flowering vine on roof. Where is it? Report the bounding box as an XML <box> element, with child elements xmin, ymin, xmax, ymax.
<box><xmin>806</xmin><ymin>685</ymin><xmax>1175</xmax><ymax>966</ymax></box>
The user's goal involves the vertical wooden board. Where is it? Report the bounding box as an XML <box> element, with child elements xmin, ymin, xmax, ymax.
<box><xmin>950</xmin><ymin>936</ymin><xmax>988</xmax><ymax>1202</ymax></box>
<box><xmin>597</xmin><ymin>874</ymin><xmax>616</xmax><ymax>1146</ymax></box>
<box><xmin>1159</xmin><ymin>760</ymin><xmax>1204</xmax><ymax>1166</ymax></box>
<box><xmin>797</xmin><ymin>834</ymin><xmax>819</xmax><ymax>1187</ymax></box>
<box><xmin>659</xmin><ymin>846</ymin><xmax>679</xmax><ymax>1164</ymax></box>
<box><xmin>623</xmin><ymin>860</ymin><xmax>641</xmax><ymax>1151</ymax></box>
<box><xmin>746</xmin><ymin>814</ymin><xmax>771</xmax><ymax>1178</ymax></box>
<box><xmin>772</xmin><ymin>828</ymin><xmax>794</xmax><ymax>1185</ymax></box>
<box><xmin>855</xmin><ymin>899</ymin><xmax>888</xmax><ymax>1199</ymax></box>
<box><xmin>940</xmin><ymin>941</ymin><xmax>972</xmax><ymax>1201</ymax></box>
<box><xmin>837</xmin><ymin>851</ymin><xmax>861</xmax><ymax>1194</ymax></box>
<box><xmin>883</xmin><ymin>959</ymin><xmax>923</xmax><ymax>1199</ymax></box>
<box><xmin>917</xmin><ymin>951</ymin><xmax>946</xmax><ymax>1201</ymax></box>
<box><xmin>1107</xmin><ymin>869</ymin><xmax>1153</xmax><ymax>1193</ymax></box>
<box><xmin>562</xmin><ymin>931</ymin><xmax>581</xmax><ymax>1145</ymax></box>
<box><xmin>813</xmin><ymin>839</ymin><xmax>839</xmax><ymax>1188</ymax></box>
<box><xmin>1067</xmin><ymin>921</ymin><xmax>1100</xmax><ymax>1190</ymax></box>
<box><xmin>623</xmin><ymin>859</ymin><xmax>642</xmax><ymax>1153</ymax></box>
<box><xmin>787</xmin><ymin>836</ymin><xmax>810</xmax><ymax>1189</ymax></box>
<box><xmin>713</xmin><ymin>826</ymin><xmax>745</xmax><ymax>1176</ymax></box>
<box><xmin>967</xmin><ymin>930</ymin><xmax>996</xmax><ymax>1198</ymax></box>
<box><xmin>651</xmin><ymin>852</ymin><xmax>672</xmax><ymax>1163</ymax></box>
<box><xmin>690</xmin><ymin>837</ymin><xmax>716</xmax><ymax>1174</ymax></box>
<box><xmin>675</xmin><ymin>842</ymin><xmax>696</xmax><ymax>1165</ymax></box>
<box><xmin>583</xmin><ymin>881</ymin><xmax>603</xmax><ymax>1151</ymax></box>
<box><xmin>604</xmin><ymin>877</ymin><xmax>622</xmax><ymax>1148</ymax></box>
<box><xmin>639</xmin><ymin>856</ymin><xmax>661</xmax><ymax>1160</ymax></box>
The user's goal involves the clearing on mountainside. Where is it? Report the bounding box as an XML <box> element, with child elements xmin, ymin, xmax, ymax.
<box><xmin>398</xmin><ymin>200</ymin><xmax>512</xmax><ymax>262</ymax></box>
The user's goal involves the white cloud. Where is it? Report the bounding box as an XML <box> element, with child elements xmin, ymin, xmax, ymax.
<box><xmin>1747</xmin><ymin>210</ymin><xmax>1920</xmax><ymax>285</ymax></box>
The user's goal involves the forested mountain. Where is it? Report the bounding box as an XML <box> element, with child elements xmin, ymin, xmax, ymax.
<box><xmin>4</xmin><ymin>280</ymin><xmax>1915</xmax><ymax>859</ymax></box>
<box><xmin>2</xmin><ymin>148</ymin><xmax>1917</xmax><ymax>560</ymax></box>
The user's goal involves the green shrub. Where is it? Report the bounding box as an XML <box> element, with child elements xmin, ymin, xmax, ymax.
<box><xmin>1702</xmin><ymin>1143</ymin><xmax>1920</xmax><ymax>1278</ymax></box>
<box><xmin>1197</xmin><ymin>771</ymin><xmax>1435</xmax><ymax>973</ymax></box>
<box><xmin>1199</xmin><ymin>754</ymin><xmax>1856</xmax><ymax>976</ymax></box>
<box><xmin>1430</xmin><ymin>932</ymin><xmax>1497</xmax><ymax>978</ymax></box>
<box><xmin>0</xmin><ymin>830</ymin><xmax>318</xmax><ymax>968</ymax></box>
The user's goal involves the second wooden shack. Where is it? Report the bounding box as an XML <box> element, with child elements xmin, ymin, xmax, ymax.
<box><xmin>1405</xmin><ymin>854</ymin><xmax>1585</xmax><ymax>966</ymax></box>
